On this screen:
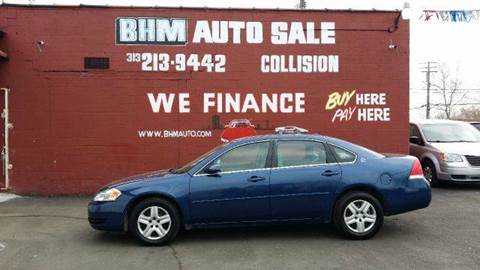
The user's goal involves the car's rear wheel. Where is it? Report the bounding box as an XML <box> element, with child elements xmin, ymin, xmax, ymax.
<box><xmin>422</xmin><ymin>159</ymin><xmax>439</xmax><ymax>186</ymax></box>
<box><xmin>333</xmin><ymin>191</ymin><xmax>383</xmax><ymax>240</ymax></box>
<box><xmin>129</xmin><ymin>198</ymin><xmax>181</xmax><ymax>245</ymax></box>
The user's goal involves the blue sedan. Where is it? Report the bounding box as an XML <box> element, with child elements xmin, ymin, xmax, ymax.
<box><xmin>88</xmin><ymin>134</ymin><xmax>431</xmax><ymax>245</ymax></box>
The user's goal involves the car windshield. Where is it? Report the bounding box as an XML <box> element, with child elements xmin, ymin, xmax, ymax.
<box><xmin>169</xmin><ymin>144</ymin><xmax>227</xmax><ymax>174</ymax></box>
<box><xmin>420</xmin><ymin>123</ymin><xmax>480</xmax><ymax>143</ymax></box>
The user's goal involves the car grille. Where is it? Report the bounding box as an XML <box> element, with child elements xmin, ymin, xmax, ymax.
<box><xmin>465</xmin><ymin>155</ymin><xmax>480</xmax><ymax>167</ymax></box>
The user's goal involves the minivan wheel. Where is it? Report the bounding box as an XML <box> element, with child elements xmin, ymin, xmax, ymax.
<box><xmin>422</xmin><ymin>160</ymin><xmax>439</xmax><ymax>186</ymax></box>
<box><xmin>333</xmin><ymin>191</ymin><xmax>383</xmax><ymax>240</ymax></box>
<box><xmin>129</xmin><ymin>198</ymin><xmax>181</xmax><ymax>246</ymax></box>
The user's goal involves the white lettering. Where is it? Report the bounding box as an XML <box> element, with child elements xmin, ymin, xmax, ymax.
<box><xmin>203</xmin><ymin>93</ymin><xmax>216</xmax><ymax>113</ymax></box>
<box><xmin>212</xmin><ymin>21</ymin><xmax>229</xmax><ymax>43</ymax></box>
<box><xmin>229</xmin><ymin>21</ymin><xmax>245</xmax><ymax>44</ymax></box>
<box><xmin>242</xmin><ymin>94</ymin><xmax>260</xmax><ymax>112</ymax></box>
<box><xmin>156</xmin><ymin>19</ymin><xmax>187</xmax><ymax>43</ymax></box>
<box><xmin>193</xmin><ymin>21</ymin><xmax>212</xmax><ymax>43</ymax></box>
<box><xmin>321</xmin><ymin>22</ymin><xmax>335</xmax><ymax>44</ymax></box>
<box><xmin>357</xmin><ymin>108</ymin><xmax>391</xmax><ymax>121</ymax></box>
<box><xmin>147</xmin><ymin>93</ymin><xmax>175</xmax><ymax>113</ymax></box>
<box><xmin>117</xmin><ymin>18</ymin><xmax>186</xmax><ymax>44</ymax></box>
<box><xmin>288</xmin><ymin>22</ymin><xmax>306</xmax><ymax>44</ymax></box>
<box><xmin>261</xmin><ymin>55</ymin><xmax>339</xmax><ymax>73</ymax></box>
<box><xmin>178</xmin><ymin>93</ymin><xmax>190</xmax><ymax>113</ymax></box>
<box><xmin>119</xmin><ymin>19</ymin><xmax>137</xmax><ymax>42</ymax></box>
<box><xmin>271</xmin><ymin>22</ymin><xmax>288</xmax><ymax>44</ymax></box>
<box><xmin>138</xmin><ymin>19</ymin><xmax>155</xmax><ymax>42</ymax></box>
<box><xmin>246</xmin><ymin>22</ymin><xmax>263</xmax><ymax>43</ymax></box>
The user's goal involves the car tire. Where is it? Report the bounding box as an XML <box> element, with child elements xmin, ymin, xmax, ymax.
<box><xmin>422</xmin><ymin>159</ymin><xmax>440</xmax><ymax>187</ymax></box>
<box><xmin>129</xmin><ymin>198</ymin><xmax>181</xmax><ymax>246</ymax></box>
<box><xmin>333</xmin><ymin>191</ymin><xmax>384</xmax><ymax>240</ymax></box>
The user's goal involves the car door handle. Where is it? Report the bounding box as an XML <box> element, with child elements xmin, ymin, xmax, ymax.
<box><xmin>247</xmin><ymin>176</ymin><xmax>266</xmax><ymax>182</ymax></box>
<box><xmin>322</xmin><ymin>170</ymin><xmax>340</xmax><ymax>177</ymax></box>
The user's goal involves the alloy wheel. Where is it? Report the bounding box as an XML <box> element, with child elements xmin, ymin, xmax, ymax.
<box><xmin>137</xmin><ymin>206</ymin><xmax>172</xmax><ymax>240</ymax></box>
<box><xmin>343</xmin><ymin>199</ymin><xmax>377</xmax><ymax>233</ymax></box>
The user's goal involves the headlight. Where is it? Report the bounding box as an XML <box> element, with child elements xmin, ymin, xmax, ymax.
<box><xmin>93</xmin><ymin>188</ymin><xmax>122</xmax><ymax>202</ymax></box>
<box><xmin>440</xmin><ymin>153</ymin><xmax>463</xmax><ymax>163</ymax></box>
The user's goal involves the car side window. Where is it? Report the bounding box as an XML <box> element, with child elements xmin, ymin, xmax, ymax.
<box><xmin>330</xmin><ymin>145</ymin><xmax>356</xmax><ymax>163</ymax></box>
<box><xmin>276</xmin><ymin>141</ymin><xmax>328</xmax><ymax>167</ymax></box>
<box><xmin>410</xmin><ymin>124</ymin><xmax>422</xmax><ymax>138</ymax></box>
<box><xmin>209</xmin><ymin>142</ymin><xmax>270</xmax><ymax>173</ymax></box>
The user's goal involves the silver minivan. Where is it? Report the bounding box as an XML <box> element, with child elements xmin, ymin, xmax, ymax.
<box><xmin>409</xmin><ymin>120</ymin><xmax>480</xmax><ymax>185</ymax></box>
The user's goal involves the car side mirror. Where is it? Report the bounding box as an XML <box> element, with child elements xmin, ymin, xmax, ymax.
<box><xmin>409</xmin><ymin>136</ymin><xmax>422</xmax><ymax>145</ymax></box>
<box><xmin>204</xmin><ymin>164</ymin><xmax>221</xmax><ymax>176</ymax></box>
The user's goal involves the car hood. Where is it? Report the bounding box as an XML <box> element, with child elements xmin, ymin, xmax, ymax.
<box><xmin>430</xmin><ymin>142</ymin><xmax>480</xmax><ymax>156</ymax></box>
<box><xmin>102</xmin><ymin>169</ymin><xmax>173</xmax><ymax>190</ymax></box>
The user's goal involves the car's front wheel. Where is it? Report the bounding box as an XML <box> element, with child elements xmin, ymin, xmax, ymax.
<box><xmin>129</xmin><ymin>198</ymin><xmax>181</xmax><ymax>245</ymax></box>
<box><xmin>333</xmin><ymin>191</ymin><xmax>384</xmax><ymax>240</ymax></box>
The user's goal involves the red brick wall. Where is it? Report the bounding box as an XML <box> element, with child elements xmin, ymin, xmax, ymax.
<box><xmin>0</xmin><ymin>6</ymin><xmax>409</xmax><ymax>195</ymax></box>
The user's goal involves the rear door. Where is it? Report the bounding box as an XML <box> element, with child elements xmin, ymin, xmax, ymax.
<box><xmin>269</xmin><ymin>140</ymin><xmax>341</xmax><ymax>220</ymax></box>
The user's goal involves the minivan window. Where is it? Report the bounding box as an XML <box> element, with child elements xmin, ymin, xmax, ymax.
<box><xmin>420</xmin><ymin>123</ymin><xmax>480</xmax><ymax>143</ymax></box>
<box><xmin>410</xmin><ymin>124</ymin><xmax>422</xmax><ymax>139</ymax></box>
<box><xmin>276</xmin><ymin>141</ymin><xmax>328</xmax><ymax>167</ymax></box>
<box><xmin>210</xmin><ymin>142</ymin><xmax>270</xmax><ymax>173</ymax></box>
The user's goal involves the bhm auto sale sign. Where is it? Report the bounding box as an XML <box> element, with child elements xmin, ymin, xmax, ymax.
<box><xmin>115</xmin><ymin>16</ymin><xmax>396</xmax><ymax>141</ymax></box>
<box><xmin>0</xmin><ymin>7</ymin><xmax>409</xmax><ymax>194</ymax></box>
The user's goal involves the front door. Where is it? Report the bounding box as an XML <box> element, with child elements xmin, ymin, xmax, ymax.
<box><xmin>190</xmin><ymin>141</ymin><xmax>272</xmax><ymax>224</ymax></box>
<box><xmin>270</xmin><ymin>140</ymin><xmax>341</xmax><ymax>220</ymax></box>
<box><xmin>409</xmin><ymin>124</ymin><xmax>428</xmax><ymax>158</ymax></box>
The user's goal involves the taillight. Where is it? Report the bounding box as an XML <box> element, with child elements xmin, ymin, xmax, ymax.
<box><xmin>410</xmin><ymin>158</ymin><xmax>424</xmax><ymax>178</ymax></box>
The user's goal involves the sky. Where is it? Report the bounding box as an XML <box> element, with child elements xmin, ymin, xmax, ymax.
<box><xmin>2</xmin><ymin>0</ymin><xmax>480</xmax><ymax>119</ymax></box>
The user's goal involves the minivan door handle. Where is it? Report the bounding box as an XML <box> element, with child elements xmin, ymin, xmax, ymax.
<box><xmin>322</xmin><ymin>170</ymin><xmax>339</xmax><ymax>177</ymax></box>
<box><xmin>247</xmin><ymin>176</ymin><xmax>266</xmax><ymax>182</ymax></box>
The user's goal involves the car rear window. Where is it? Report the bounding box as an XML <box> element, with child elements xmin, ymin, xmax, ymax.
<box><xmin>276</xmin><ymin>141</ymin><xmax>329</xmax><ymax>167</ymax></box>
<box><xmin>329</xmin><ymin>145</ymin><xmax>356</xmax><ymax>163</ymax></box>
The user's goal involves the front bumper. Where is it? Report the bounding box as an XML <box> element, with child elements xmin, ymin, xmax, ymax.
<box><xmin>88</xmin><ymin>195</ymin><xmax>131</xmax><ymax>232</ymax></box>
<box><xmin>438</xmin><ymin>163</ymin><xmax>480</xmax><ymax>182</ymax></box>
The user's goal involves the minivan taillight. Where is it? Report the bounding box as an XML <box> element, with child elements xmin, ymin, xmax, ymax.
<box><xmin>410</xmin><ymin>158</ymin><xmax>424</xmax><ymax>178</ymax></box>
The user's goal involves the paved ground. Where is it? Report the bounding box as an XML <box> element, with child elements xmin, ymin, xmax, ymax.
<box><xmin>1</xmin><ymin>185</ymin><xmax>480</xmax><ymax>270</ymax></box>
